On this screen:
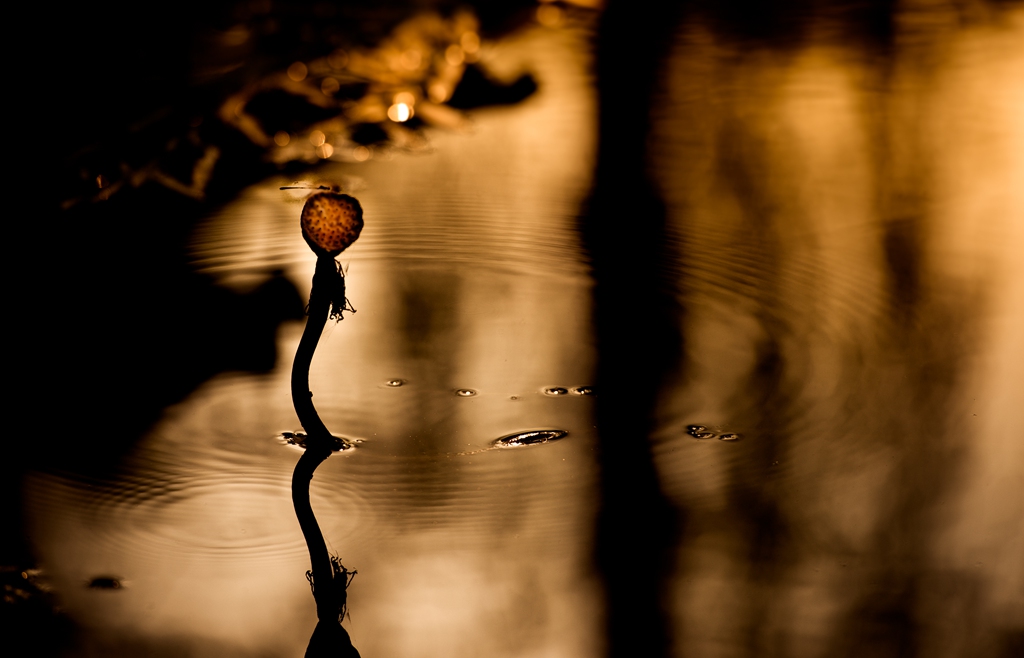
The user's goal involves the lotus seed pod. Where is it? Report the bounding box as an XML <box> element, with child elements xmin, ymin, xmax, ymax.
<box><xmin>300</xmin><ymin>193</ymin><xmax>363</xmax><ymax>255</ymax></box>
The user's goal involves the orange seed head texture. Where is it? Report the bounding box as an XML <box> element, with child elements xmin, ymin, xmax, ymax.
<box><xmin>300</xmin><ymin>193</ymin><xmax>364</xmax><ymax>254</ymax></box>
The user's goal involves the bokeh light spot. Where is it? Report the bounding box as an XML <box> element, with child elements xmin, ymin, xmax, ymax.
<box><xmin>287</xmin><ymin>61</ymin><xmax>308</xmax><ymax>82</ymax></box>
<box><xmin>400</xmin><ymin>50</ymin><xmax>422</xmax><ymax>71</ymax></box>
<box><xmin>387</xmin><ymin>103</ymin><xmax>413</xmax><ymax>122</ymax></box>
<box><xmin>321</xmin><ymin>77</ymin><xmax>340</xmax><ymax>95</ymax></box>
<box><xmin>428</xmin><ymin>83</ymin><xmax>450</xmax><ymax>103</ymax></box>
<box><xmin>445</xmin><ymin>44</ymin><xmax>465</xmax><ymax>67</ymax></box>
<box><xmin>328</xmin><ymin>49</ymin><xmax>348</xmax><ymax>69</ymax></box>
<box><xmin>460</xmin><ymin>32</ymin><xmax>480</xmax><ymax>54</ymax></box>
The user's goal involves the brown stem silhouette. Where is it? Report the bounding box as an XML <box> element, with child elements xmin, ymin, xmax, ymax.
<box><xmin>290</xmin><ymin>253</ymin><xmax>361</xmax><ymax>657</ymax></box>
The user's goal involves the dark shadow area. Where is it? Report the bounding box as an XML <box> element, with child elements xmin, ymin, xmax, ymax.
<box><xmin>33</xmin><ymin>188</ymin><xmax>306</xmax><ymax>472</ymax></box>
<box><xmin>0</xmin><ymin>568</ymin><xmax>75</xmax><ymax>657</ymax></box>
<box><xmin>447</xmin><ymin>64</ymin><xmax>538</xmax><ymax>109</ymax></box>
<box><xmin>583</xmin><ymin>2</ymin><xmax>687</xmax><ymax>656</ymax></box>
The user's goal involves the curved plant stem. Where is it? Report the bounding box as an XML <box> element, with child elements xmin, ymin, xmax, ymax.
<box><xmin>290</xmin><ymin>254</ymin><xmax>343</xmax><ymax>622</ymax></box>
<box><xmin>291</xmin><ymin>255</ymin><xmax>337</xmax><ymax>446</ymax></box>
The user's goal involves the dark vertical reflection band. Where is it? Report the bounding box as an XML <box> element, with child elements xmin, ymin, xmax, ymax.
<box><xmin>585</xmin><ymin>1</ymin><xmax>686</xmax><ymax>656</ymax></box>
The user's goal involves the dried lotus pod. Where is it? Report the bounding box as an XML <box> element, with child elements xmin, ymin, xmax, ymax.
<box><xmin>300</xmin><ymin>193</ymin><xmax>363</xmax><ymax>255</ymax></box>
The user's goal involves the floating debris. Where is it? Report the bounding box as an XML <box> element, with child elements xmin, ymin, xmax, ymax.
<box><xmin>87</xmin><ymin>577</ymin><xmax>124</xmax><ymax>590</ymax></box>
<box><xmin>543</xmin><ymin>387</ymin><xmax>569</xmax><ymax>396</ymax></box>
<box><xmin>717</xmin><ymin>433</ymin><xmax>742</xmax><ymax>442</ymax></box>
<box><xmin>570</xmin><ymin>386</ymin><xmax>595</xmax><ymax>395</ymax></box>
<box><xmin>493</xmin><ymin>430</ymin><xmax>568</xmax><ymax>448</ymax></box>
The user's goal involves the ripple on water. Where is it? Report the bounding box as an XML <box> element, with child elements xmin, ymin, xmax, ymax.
<box><xmin>492</xmin><ymin>429</ymin><xmax>569</xmax><ymax>448</ymax></box>
<box><xmin>28</xmin><ymin>466</ymin><xmax>366</xmax><ymax>568</ymax></box>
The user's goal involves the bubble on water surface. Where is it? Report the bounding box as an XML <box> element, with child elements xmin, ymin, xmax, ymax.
<box><xmin>492</xmin><ymin>430</ymin><xmax>568</xmax><ymax>448</ymax></box>
<box><xmin>277</xmin><ymin>431</ymin><xmax>357</xmax><ymax>452</ymax></box>
<box><xmin>570</xmin><ymin>386</ymin><xmax>595</xmax><ymax>395</ymax></box>
<box><xmin>543</xmin><ymin>387</ymin><xmax>568</xmax><ymax>396</ymax></box>
<box><xmin>718</xmin><ymin>433</ymin><xmax>742</xmax><ymax>442</ymax></box>
<box><xmin>384</xmin><ymin>379</ymin><xmax>406</xmax><ymax>387</ymax></box>
<box><xmin>691</xmin><ymin>432</ymin><xmax>715</xmax><ymax>439</ymax></box>
<box><xmin>454</xmin><ymin>388</ymin><xmax>477</xmax><ymax>397</ymax></box>
<box><xmin>686</xmin><ymin>425</ymin><xmax>707</xmax><ymax>434</ymax></box>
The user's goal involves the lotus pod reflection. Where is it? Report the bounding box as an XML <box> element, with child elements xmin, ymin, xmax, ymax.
<box><xmin>301</xmin><ymin>193</ymin><xmax>364</xmax><ymax>255</ymax></box>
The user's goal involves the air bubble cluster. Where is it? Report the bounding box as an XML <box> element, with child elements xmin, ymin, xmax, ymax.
<box><xmin>686</xmin><ymin>424</ymin><xmax>742</xmax><ymax>442</ymax></box>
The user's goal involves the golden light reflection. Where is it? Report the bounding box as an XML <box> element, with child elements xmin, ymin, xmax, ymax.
<box><xmin>316</xmin><ymin>143</ymin><xmax>334</xmax><ymax>159</ymax></box>
<box><xmin>273</xmin><ymin>131</ymin><xmax>290</xmax><ymax>147</ymax></box>
<box><xmin>536</xmin><ymin>5</ymin><xmax>563</xmax><ymax>27</ymax></box>
<box><xmin>393</xmin><ymin>91</ymin><xmax>416</xmax><ymax>106</ymax></box>
<box><xmin>428</xmin><ymin>82</ymin><xmax>450</xmax><ymax>103</ymax></box>
<box><xmin>287</xmin><ymin>61</ymin><xmax>308</xmax><ymax>82</ymax></box>
<box><xmin>445</xmin><ymin>44</ymin><xmax>465</xmax><ymax>66</ymax></box>
<box><xmin>460</xmin><ymin>32</ymin><xmax>480</xmax><ymax>54</ymax></box>
<box><xmin>400</xmin><ymin>49</ymin><xmax>422</xmax><ymax>71</ymax></box>
<box><xmin>387</xmin><ymin>102</ymin><xmax>413</xmax><ymax>122</ymax></box>
<box><xmin>352</xmin><ymin>145</ymin><xmax>371</xmax><ymax>161</ymax></box>
<box><xmin>321</xmin><ymin>77</ymin><xmax>340</xmax><ymax>95</ymax></box>
<box><xmin>309</xmin><ymin>130</ymin><xmax>326</xmax><ymax>147</ymax></box>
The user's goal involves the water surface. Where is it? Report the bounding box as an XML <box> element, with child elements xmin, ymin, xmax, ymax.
<box><xmin>24</xmin><ymin>6</ymin><xmax>1024</xmax><ymax>657</ymax></box>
